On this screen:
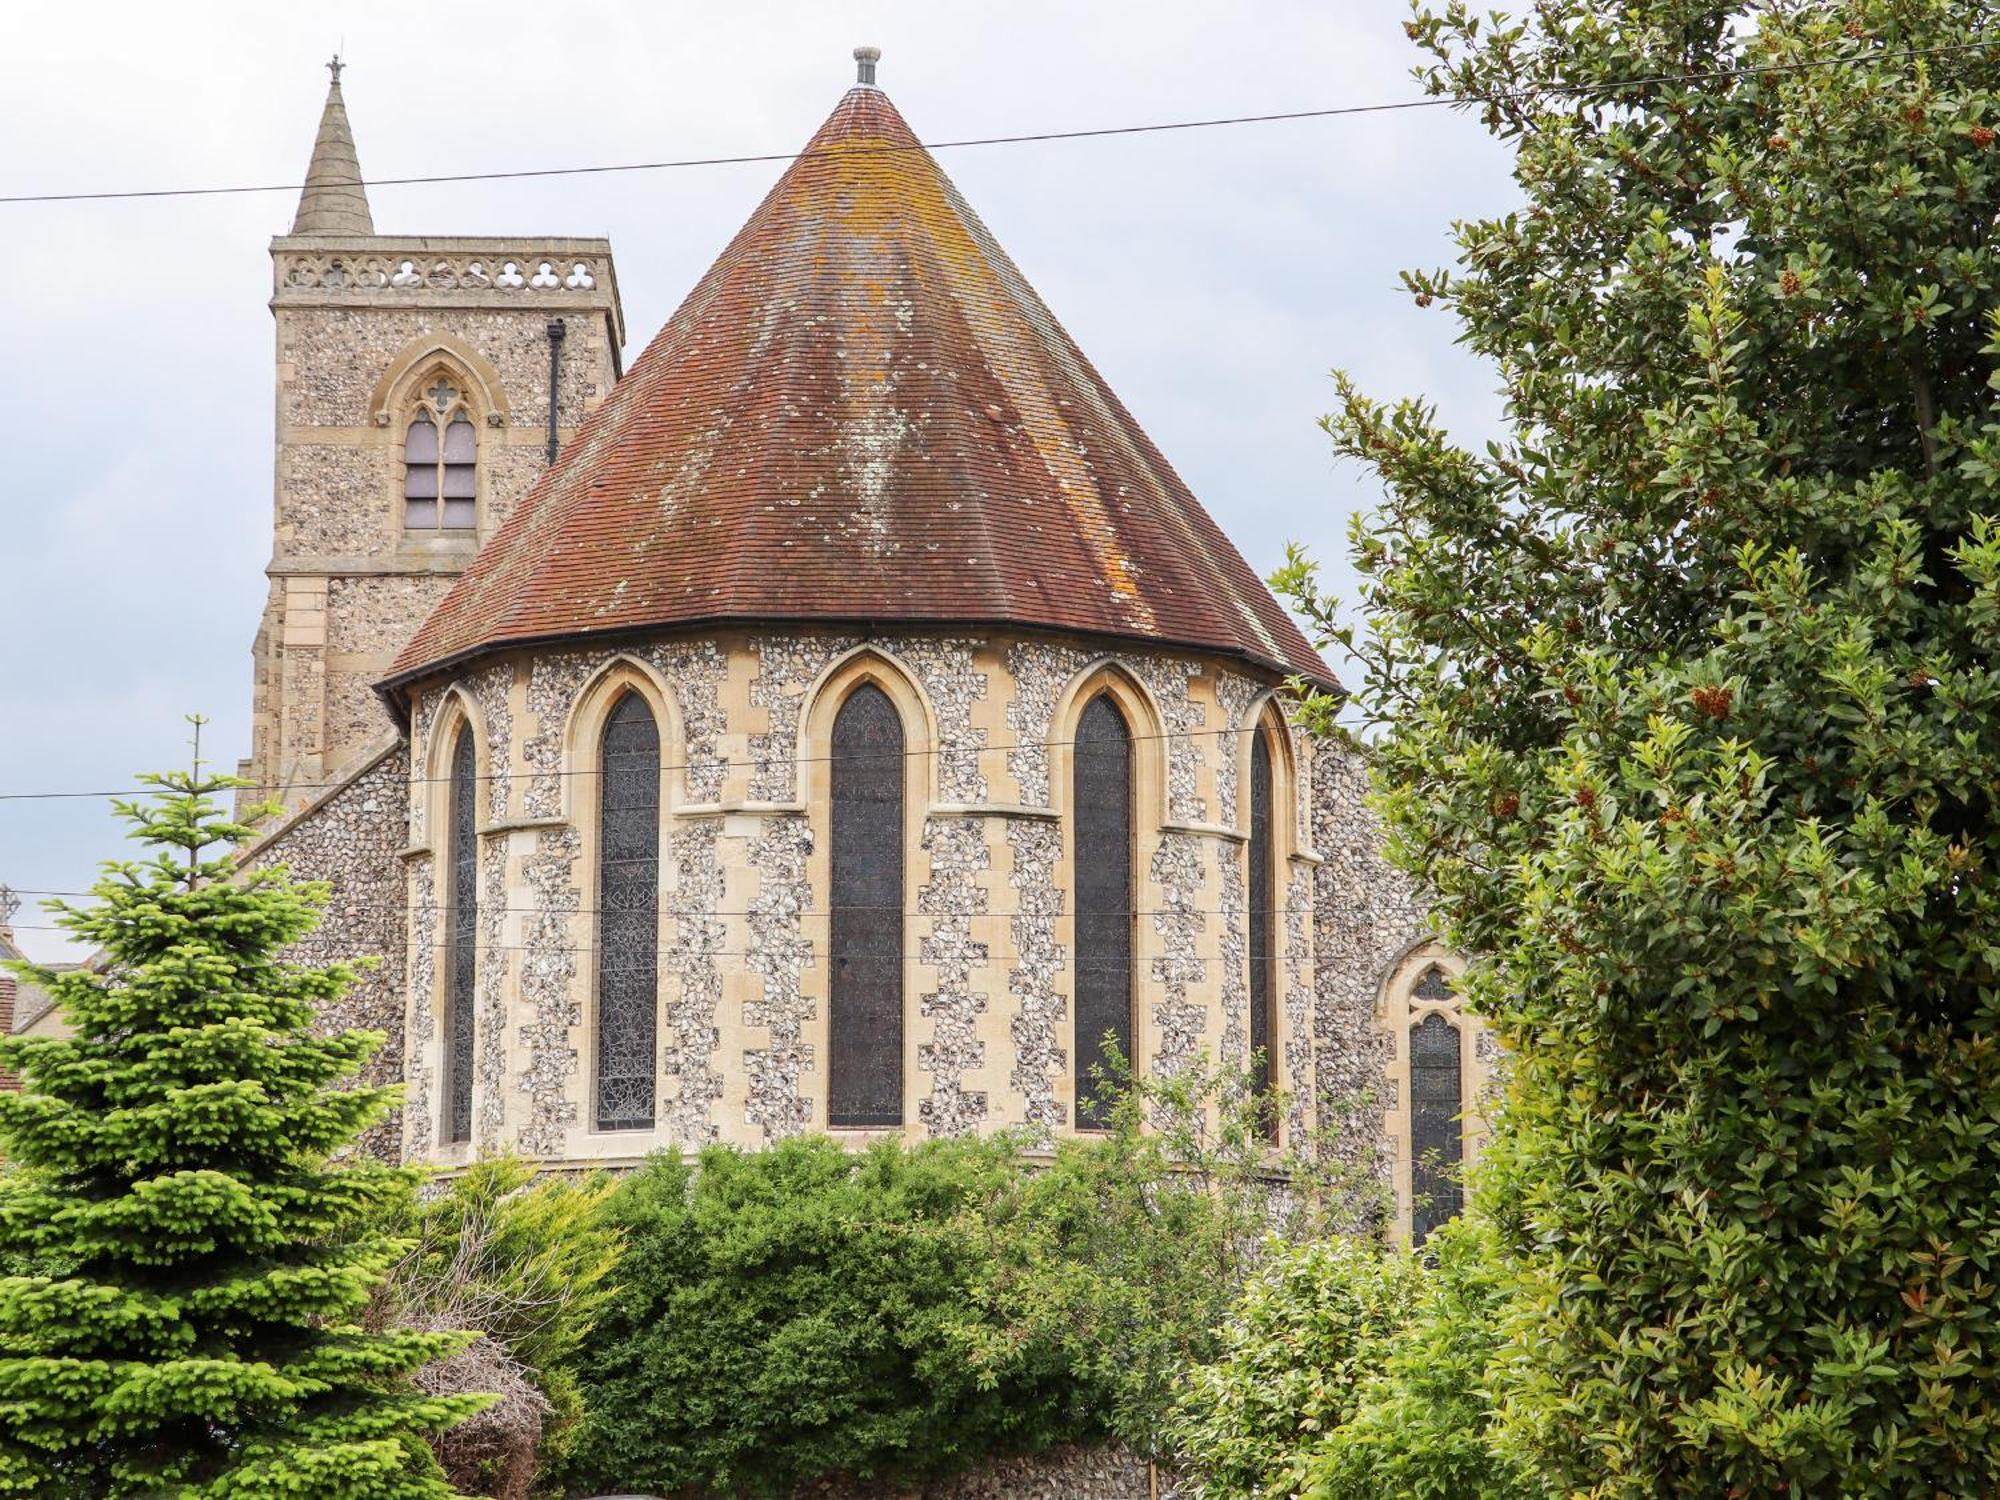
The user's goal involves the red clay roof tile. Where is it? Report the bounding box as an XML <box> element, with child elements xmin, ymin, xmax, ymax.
<box><xmin>388</xmin><ymin>84</ymin><xmax>1335</xmax><ymax>690</ymax></box>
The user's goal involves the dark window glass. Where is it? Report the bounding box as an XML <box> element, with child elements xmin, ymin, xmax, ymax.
<box><xmin>1411</xmin><ymin>1011</ymin><xmax>1464</xmax><ymax>1244</ymax></box>
<box><xmin>1413</xmin><ymin>963</ymin><xmax>1453</xmax><ymax>1003</ymax></box>
<box><xmin>446</xmin><ymin>728</ymin><xmax>477</xmax><ymax>1145</ymax></box>
<box><xmin>1248</xmin><ymin>731</ymin><xmax>1277</xmax><ymax>1140</ymax></box>
<box><xmin>829</xmin><ymin>683</ymin><xmax>904</xmax><ymax>1128</ymax></box>
<box><xmin>1074</xmin><ymin>693</ymin><xmax>1133</xmax><ymax>1129</ymax></box>
<box><xmin>596</xmin><ymin>694</ymin><xmax>660</xmax><ymax>1131</ymax></box>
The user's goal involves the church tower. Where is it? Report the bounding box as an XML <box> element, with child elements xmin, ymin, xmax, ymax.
<box><xmin>242</xmin><ymin>61</ymin><xmax>625</xmax><ymax>815</ymax></box>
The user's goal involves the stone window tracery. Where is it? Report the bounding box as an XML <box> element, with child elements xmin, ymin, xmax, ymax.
<box><xmin>595</xmin><ymin>693</ymin><xmax>661</xmax><ymax>1132</ymax></box>
<box><xmin>444</xmin><ymin>726</ymin><xmax>477</xmax><ymax>1145</ymax></box>
<box><xmin>828</xmin><ymin>682</ymin><xmax>906</xmax><ymax>1128</ymax></box>
<box><xmin>1074</xmin><ymin>691</ymin><xmax>1134</xmax><ymax>1129</ymax></box>
<box><xmin>404</xmin><ymin>374</ymin><xmax>478</xmax><ymax>532</ymax></box>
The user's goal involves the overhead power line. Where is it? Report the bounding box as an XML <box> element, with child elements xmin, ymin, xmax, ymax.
<box><xmin>0</xmin><ymin>720</ymin><xmax>1290</xmax><ymax>805</ymax></box>
<box><xmin>0</xmin><ymin>39</ymin><xmax>1986</xmax><ymax>207</ymax></box>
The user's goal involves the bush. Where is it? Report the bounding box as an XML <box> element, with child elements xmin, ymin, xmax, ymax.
<box><xmin>370</xmin><ymin>1156</ymin><xmax>622</xmax><ymax>1499</ymax></box>
<box><xmin>1305</xmin><ymin>1219</ymin><xmax>1549</xmax><ymax>1500</ymax></box>
<box><xmin>1168</xmin><ymin>1237</ymin><xmax>1423</xmax><ymax>1499</ymax></box>
<box><xmin>565</xmin><ymin>1135</ymin><xmax>1093</xmax><ymax>1498</ymax></box>
<box><xmin>958</xmin><ymin>1056</ymin><xmax>1372</xmax><ymax>1461</ymax></box>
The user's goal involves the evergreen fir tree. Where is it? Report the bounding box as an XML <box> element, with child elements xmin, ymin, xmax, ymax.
<box><xmin>0</xmin><ymin>728</ymin><xmax>485</xmax><ymax>1496</ymax></box>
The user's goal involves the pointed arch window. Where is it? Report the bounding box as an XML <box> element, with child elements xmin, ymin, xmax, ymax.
<box><xmin>596</xmin><ymin>694</ymin><xmax>660</xmax><ymax>1132</ymax></box>
<box><xmin>1074</xmin><ymin>692</ymin><xmax>1134</xmax><ymax>1129</ymax></box>
<box><xmin>1410</xmin><ymin>969</ymin><xmax>1464</xmax><ymax>1244</ymax></box>
<box><xmin>828</xmin><ymin>683</ymin><xmax>905</xmax><ymax>1128</ymax></box>
<box><xmin>1248</xmin><ymin>730</ymin><xmax>1278</xmax><ymax>1139</ymax></box>
<box><xmin>444</xmin><ymin>727</ymin><xmax>477</xmax><ymax>1145</ymax></box>
<box><xmin>405</xmin><ymin>375</ymin><xmax>478</xmax><ymax>532</ymax></box>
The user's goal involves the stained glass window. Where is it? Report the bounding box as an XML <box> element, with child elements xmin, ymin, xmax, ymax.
<box><xmin>596</xmin><ymin>694</ymin><xmax>660</xmax><ymax>1131</ymax></box>
<box><xmin>1413</xmin><ymin>964</ymin><xmax>1454</xmax><ymax>1003</ymax></box>
<box><xmin>1410</xmin><ymin>1011</ymin><xmax>1463</xmax><ymax>1244</ymax></box>
<box><xmin>1248</xmin><ymin>731</ymin><xmax>1277</xmax><ymax>1139</ymax></box>
<box><xmin>405</xmin><ymin>376</ymin><xmax>477</xmax><ymax>532</ymax></box>
<box><xmin>829</xmin><ymin>683</ymin><xmax>905</xmax><ymax>1128</ymax></box>
<box><xmin>1074</xmin><ymin>693</ymin><xmax>1133</xmax><ymax>1129</ymax></box>
<box><xmin>445</xmin><ymin>728</ymin><xmax>477</xmax><ymax>1145</ymax></box>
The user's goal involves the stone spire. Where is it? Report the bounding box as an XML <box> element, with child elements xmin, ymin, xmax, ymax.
<box><xmin>290</xmin><ymin>56</ymin><xmax>373</xmax><ymax>236</ymax></box>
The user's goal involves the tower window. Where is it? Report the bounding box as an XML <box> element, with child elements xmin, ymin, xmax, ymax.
<box><xmin>596</xmin><ymin>694</ymin><xmax>661</xmax><ymax>1131</ymax></box>
<box><xmin>828</xmin><ymin>682</ymin><xmax>905</xmax><ymax>1128</ymax></box>
<box><xmin>405</xmin><ymin>377</ymin><xmax>477</xmax><ymax>532</ymax></box>
<box><xmin>445</xmin><ymin>727</ymin><xmax>478</xmax><ymax>1145</ymax></box>
<box><xmin>1074</xmin><ymin>692</ymin><xmax>1134</xmax><ymax>1128</ymax></box>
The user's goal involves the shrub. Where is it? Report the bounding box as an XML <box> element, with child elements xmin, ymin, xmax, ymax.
<box><xmin>565</xmin><ymin>1134</ymin><xmax>1092</xmax><ymax>1498</ymax></box>
<box><xmin>956</xmin><ymin>1054</ymin><xmax>1372</xmax><ymax>1461</ymax></box>
<box><xmin>1305</xmin><ymin>1218</ymin><xmax>1549</xmax><ymax>1500</ymax></box>
<box><xmin>370</xmin><ymin>1156</ymin><xmax>622</xmax><ymax>1500</ymax></box>
<box><xmin>1168</xmin><ymin>1236</ymin><xmax>1423</xmax><ymax>1499</ymax></box>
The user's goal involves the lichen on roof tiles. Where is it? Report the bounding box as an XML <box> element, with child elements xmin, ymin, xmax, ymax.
<box><xmin>389</xmin><ymin>82</ymin><xmax>1333</xmax><ymax>690</ymax></box>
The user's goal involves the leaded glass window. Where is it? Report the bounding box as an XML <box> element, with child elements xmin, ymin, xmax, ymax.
<box><xmin>1410</xmin><ymin>1011</ymin><xmax>1463</xmax><ymax>1244</ymax></box>
<box><xmin>829</xmin><ymin>683</ymin><xmax>905</xmax><ymax>1128</ymax></box>
<box><xmin>1413</xmin><ymin>964</ymin><xmax>1453</xmax><ymax>1004</ymax></box>
<box><xmin>1074</xmin><ymin>693</ymin><xmax>1134</xmax><ymax>1129</ymax></box>
<box><xmin>445</xmin><ymin>728</ymin><xmax>477</xmax><ymax>1145</ymax></box>
<box><xmin>405</xmin><ymin>375</ymin><xmax>477</xmax><ymax>532</ymax></box>
<box><xmin>596</xmin><ymin>694</ymin><xmax>660</xmax><ymax>1131</ymax></box>
<box><xmin>1248</xmin><ymin>731</ymin><xmax>1277</xmax><ymax>1139</ymax></box>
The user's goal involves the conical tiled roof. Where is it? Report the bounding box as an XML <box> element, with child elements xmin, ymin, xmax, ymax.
<box><xmin>292</xmin><ymin>63</ymin><xmax>373</xmax><ymax>236</ymax></box>
<box><xmin>389</xmin><ymin>80</ymin><xmax>1333</xmax><ymax>688</ymax></box>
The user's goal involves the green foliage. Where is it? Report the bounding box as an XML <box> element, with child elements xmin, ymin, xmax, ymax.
<box><xmin>566</xmin><ymin>1134</ymin><xmax>1092</xmax><ymax>1498</ymax></box>
<box><xmin>0</xmin><ymin>744</ymin><xmax>484</xmax><ymax>1496</ymax></box>
<box><xmin>1305</xmin><ymin>1219</ymin><xmax>1550</xmax><ymax>1500</ymax></box>
<box><xmin>371</xmin><ymin>1155</ymin><xmax>622</xmax><ymax>1491</ymax></box>
<box><xmin>1278</xmin><ymin>3</ymin><xmax>2000</xmax><ymax>1492</ymax></box>
<box><xmin>1168</xmin><ymin>1236</ymin><xmax>1424</xmax><ymax>1499</ymax></box>
<box><xmin>957</xmin><ymin>1052</ymin><xmax>1374</xmax><ymax>1460</ymax></box>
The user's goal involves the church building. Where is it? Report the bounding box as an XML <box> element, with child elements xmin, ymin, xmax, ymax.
<box><xmin>228</xmin><ymin>52</ymin><xmax>1486</xmax><ymax>1240</ymax></box>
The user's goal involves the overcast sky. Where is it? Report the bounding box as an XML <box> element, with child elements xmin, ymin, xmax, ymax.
<box><xmin>0</xmin><ymin>1</ymin><xmax>1517</xmax><ymax>960</ymax></box>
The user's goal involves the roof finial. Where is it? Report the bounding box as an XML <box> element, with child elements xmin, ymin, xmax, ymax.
<box><xmin>292</xmin><ymin>58</ymin><xmax>374</xmax><ymax>237</ymax></box>
<box><xmin>854</xmin><ymin>46</ymin><xmax>881</xmax><ymax>87</ymax></box>
<box><xmin>0</xmin><ymin>885</ymin><xmax>18</xmax><ymax>935</ymax></box>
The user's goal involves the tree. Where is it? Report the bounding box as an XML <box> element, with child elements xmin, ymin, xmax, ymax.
<box><xmin>0</xmin><ymin>741</ymin><xmax>484</xmax><ymax>1496</ymax></box>
<box><xmin>1277</xmin><ymin>3</ymin><xmax>2000</xmax><ymax>1491</ymax></box>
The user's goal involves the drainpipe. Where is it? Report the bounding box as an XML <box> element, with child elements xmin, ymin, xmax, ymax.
<box><xmin>545</xmin><ymin>318</ymin><xmax>567</xmax><ymax>466</ymax></box>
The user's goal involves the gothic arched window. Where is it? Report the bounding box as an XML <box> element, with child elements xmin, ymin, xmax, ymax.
<box><xmin>1410</xmin><ymin>969</ymin><xmax>1464</xmax><ymax>1244</ymax></box>
<box><xmin>405</xmin><ymin>375</ymin><xmax>478</xmax><ymax>532</ymax></box>
<box><xmin>1248</xmin><ymin>730</ymin><xmax>1278</xmax><ymax>1139</ymax></box>
<box><xmin>1074</xmin><ymin>692</ymin><xmax>1134</xmax><ymax>1129</ymax></box>
<box><xmin>828</xmin><ymin>682</ymin><xmax>905</xmax><ymax>1128</ymax></box>
<box><xmin>595</xmin><ymin>694</ymin><xmax>660</xmax><ymax>1132</ymax></box>
<box><xmin>445</xmin><ymin>727</ymin><xmax>478</xmax><ymax>1145</ymax></box>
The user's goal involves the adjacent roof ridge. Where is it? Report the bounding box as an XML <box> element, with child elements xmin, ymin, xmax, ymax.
<box><xmin>291</xmin><ymin>57</ymin><xmax>374</xmax><ymax>236</ymax></box>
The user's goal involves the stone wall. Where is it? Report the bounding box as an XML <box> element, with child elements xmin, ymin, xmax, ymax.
<box><xmin>792</xmin><ymin>1443</ymin><xmax>1158</xmax><ymax>1500</ymax></box>
<box><xmin>240</xmin><ymin>740</ymin><xmax>411</xmax><ymax>1161</ymax></box>
<box><xmin>395</xmin><ymin>627</ymin><xmax>1328</xmax><ymax>1167</ymax></box>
